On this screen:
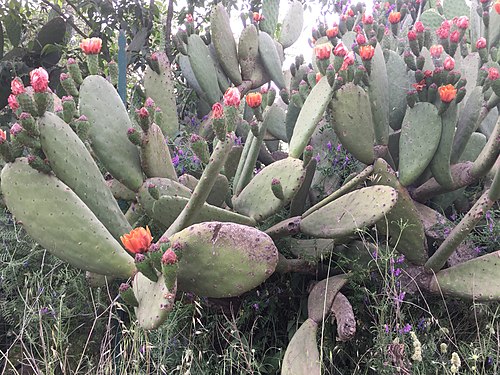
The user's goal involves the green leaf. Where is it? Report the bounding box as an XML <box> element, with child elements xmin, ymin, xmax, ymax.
<box><xmin>4</xmin><ymin>14</ymin><xmax>22</xmax><ymax>48</ymax></box>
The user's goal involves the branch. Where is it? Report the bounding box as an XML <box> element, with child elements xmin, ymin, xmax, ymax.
<box><xmin>164</xmin><ymin>0</ymin><xmax>175</xmax><ymax>62</ymax></box>
<box><xmin>65</xmin><ymin>0</ymin><xmax>93</xmax><ymax>29</ymax></box>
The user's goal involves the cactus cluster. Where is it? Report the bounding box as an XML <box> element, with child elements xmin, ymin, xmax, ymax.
<box><xmin>1</xmin><ymin>0</ymin><xmax>500</xmax><ymax>373</ymax></box>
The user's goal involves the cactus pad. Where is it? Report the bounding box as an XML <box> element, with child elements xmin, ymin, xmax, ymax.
<box><xmin>330</xmin><ymin>83</ymin><xmax>376</xmax><ymax>164</ymax></box>
<box><xmin>233</xmin><ymin>157</ymin><xmax>306</xmax><ymax>221</ymax></box>
<box><xmin>79</xmin><ymin>75</ymin><xmax>144</xmax><ymax>191</ymax></box>
<box><xmin>143</xmin><ymin>52</ymin><xmax>179</xmax><ymax>137</ymax></box>
<box><xmin>398</xmin><ymin>102</ymin><xmax>442</xmax><ymax>186</ymax></box>
<box><xmin>300</xmin><ymin>186</ymin><xmax>399</xmax><ymax>239</ymax></box>
<box><xmin>39</xmin><ymin>112</ymin><xmax>132</xmax><ymax>242</ymax></box>
<box><xmin>289</xmin><ymin>76</ymin><xmax>334</xmax><ymax>158</ymax></box>
<box><xmin>281</xmin><ymin>318</ymin><xmax>321</xmax><ymax>375</ymax></box>
<box><xmin>1</xmin><ymin>158</ymin><xmax>135</xmax><ymax>278</ymax></box>
<box><xmin>278</xmin><ymin>1</ymin><xmax>304</xmax><ymax>48</ymax></box>
<box><xmin>171</xmin><ymin>222</ymin><xmax>278</xmax><ymax>297</ymax></box>
<box><xmin>133</xmin><ymin>272</ymin><xmax>176</xmax><ymax>330</ymax></box>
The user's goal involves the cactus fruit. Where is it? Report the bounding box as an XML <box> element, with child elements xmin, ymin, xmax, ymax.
<box><xmin>171</xmin><ymin>222</ymin><xmax>278</xmax><ymax>298</ymax></box>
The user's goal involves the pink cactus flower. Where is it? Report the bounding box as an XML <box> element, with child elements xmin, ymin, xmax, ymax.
<box><xmin>223</xmin><ymin>87</ymin><xmax>241</xmax><ymax>107</ymax></box>
<box><xmin>11</xmin><ymin>77</ymin><xmax>25</xmax><ymax>95</ymax></box>
<box><xmin>30</xmin><ymin>67</ymin><xmax>49</xmax><ymax>93</ymax></box>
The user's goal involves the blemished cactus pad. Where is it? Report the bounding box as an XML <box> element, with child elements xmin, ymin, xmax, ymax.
<box><xmin>79</xmin><ymin>75</ymin><xmax>143</xmax><ymax>191</ymax></box>
<box><xmin>398</xmin><ymin>102</ymin><xmax>442</xmax><ymax>186</ymax></box>
<box><xmin>38</xmin><ymin>112</ymin><xmax>132</xmax><ymax>242</ymax></box>
<box><xmin>300</xmin><ymin>185</ymin><xmax>399</xmax><ymax>239</ymax></box>
<box><xmin>281</xmin><ymin>318</ymin><xmax>321</xmax><ymax>375</ymax></box>
<box><xmin>133</xmin><ymin>272</ymin><xmax>176</xmax><ymax>330</ymax></box>
<box><xmin>171</xmin><ymin>222</ymin><xmax>278</xmax><ymax>298</ymax></box>
<box><xmin>233</xmin><ymin>157</ymin><xmax>307</xmax><ymax>221</ymax></box>
<box><xmin>1</xmin><ymin>158</ymin><xmax>136</xmax><ymax>278</ymax></box>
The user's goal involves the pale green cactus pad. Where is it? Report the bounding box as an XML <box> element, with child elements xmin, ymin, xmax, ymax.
<box><xmin>281</xmin><ymin>318</ymin><xmax>321</xmax><ymax>375</ymax></box>
<box><xmin>1</xmin><ymin>158</ymin><xmax>136</xmax><ymax>278</ymax></box>
<box><xmin>233</xmin><ymin>157</ymin><xmax>306</xmax><ymax>221</ymax></box>
<box><xmin>133</xmin><ymin>272</ymin><xmax>177</xmax><ymax>330</ymax></box>
<box><xmin>300</xmin><ymin>186</ymin><xmax>399</xmax><ymax>239</ymax></box>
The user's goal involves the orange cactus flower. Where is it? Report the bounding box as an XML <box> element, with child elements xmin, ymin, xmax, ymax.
<box><xmin>120</xmin><ymin>226</ymin><xmax>153</xmax><ymax>254</ymax></box>
<box><xmin>388</xmin><ymin>11</ymin><xmax>401</xmax><ymax>24</ymax></box>
<box><xmin>438</xmin><ymin>84</ymin><xmax>457</xmax><ymax>103</ymax></box>
<box><xmin>359</xmin><ymin>45</ymin><xmax>375</xmax><ymax>60</ymax></box>
<box><xmin>246</xmin><ymin>92</ymin><xmax>262</xmax><ymax>108</ymax></box>
<box><xmin>314</xmin><ymin>44</ymin><xmax>331</xmax><ymax>60</ymax></box>
<box><xmin>0</xmin><ymin>129</ymin><xmax>7</xmax><ymax>143</ymax></box>
<box><xmin>80</xmin><ymin>37</ymin><xmax>102</xmax><ymax>55</ymax></box>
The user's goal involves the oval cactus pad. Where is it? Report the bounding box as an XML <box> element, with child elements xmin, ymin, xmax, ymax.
<box><xmin>300</xmin><ymin>185</ymin><xmax>399</xmax><ymax>238</ymax></box>
<box><xmin>171</xmin><ymin>222</ymin><xmax>278</xmax><ymax>298</ymax></box>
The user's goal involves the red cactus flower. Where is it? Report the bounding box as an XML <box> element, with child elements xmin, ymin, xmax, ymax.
<box><xmin>362</xmin><ymin>14</ymin><xmax>374</xmax><ymax>24</ymax></box>
<box><xmin>412</xmin><ymin>79</ymin><xmax>426</xmax><ymax>92</ymax></box>
<box><xmin>326</xmin><ymin>27</ymin><xmax>339</xmax><ymax>38</ymax></box>
<box><xmin>253</xmin><ymin>12</ymin><xmax>263</xmax><ymax>22</ymax></box>
<box><xmin>161</xmin><ymin>249</ymin><xmax>178</xmax><ymax>265</ymax></box>
<box><xmin>223</xmin><ymin>87</ymin><xmax>241</xmax><ymax>107</ymax></box>
<box><xmin>11</xmin><ymin>77</ymin><xmax>25</xmax><ymax>95</ymax></box>
<box><xmin>438</xmin><ymin>84</ymin><xmax>457</xmax><ymax>103</ymax></box>
<box><xmin>314</xmin><ymin>44</ymin><xmax>332</xmax><ymax>60</ymax></box>
<box><xmin>476</xmin><ymin>37</ymin><xmax>487</xmax><ymax>49</ymax></box>
<box><xmin>359</xmin><ymin>45</ymin><xmax>375</xmax><ymax>60</ymax></box>
<box><xmin>450</xmin><ymin>30</ymin><xmax>461</xmax><ymax>43</ymax></box>
<box><xmin>443</xmin><ymin>56</ymin><xmax>455</xmax><ymax>71</ymax></box>
<box><xmin>344</xmin><ymin>51</ymin><xmax>355</xmax><ymax>66</ymax></box>
<box><xmin>136</xmin><ymin>107</ymin><xmax>149</xmax><ymax>119</ymax></box>
<box><xmin>30</xmin><ymin>67</ymin><xmax>49</xmax><ymax>93</ymax></box>
<box><xmin>120</xmin><ymin>226</ymin><xmax>153</xmax><ymax>254</ymax></box>
<box><xmin>8</xmin><ymin>94</ymin><xmax>19</xmax><ymax>111</ymax></box>
<box><xmin>80</xmin><ymin>37</ymin><xmax>102</xmax><ymax>55</ymax></box>
<box><xmin>414</xmin><ymin>21</ymin><xmax>425</xmax><ymax>33</ymax></box>
<box><xmin>333</xmin><ymin>42</ymin><xmax>347</xmax><ymax>57</ymax></box>
<box><xmin>408</xmin><ymin>30</ymin><xmax>417</xmax><ymax>41</ymax></box>
<box><xmin>356</xmin><ymin>33</ymin><xmax>367</xmax><ymax>45</ymax></box>
<box><xmin>315</xmin><ymin>72</ymin><xmax>322</xmax><ymax>83</ymax></box>
<box><xmin>246</xmin><ymin>92</ymin><xmax>262</xmax><ymax>108</ymax></box>
<box><xmin>212</xmin><ymin>102</ymin><xmax>224</xmax><ymax>119</ymax></box>
<box><xmin>456</xmin><ymin>16</ymin><xmax>469</xmax><ymax>29</ymax></box>
<box><xmin>494</xmin><ymin>0</ymin><xmax>500</xmax><ymax>15</ymax></box>
<box><xmin>186</xmin><ymin>14</ymin><xmax>194</xmax><ymax>23</ymax></box>
<box><xmin>436</xmin><ymin>26</ymin><xmax>449</xmax><ymax>39</ymax></box>
<box><xmin>388</xmin><ymin>11</ymin><xmax>401</xmax><ymax>24</ymax></box>
<box><xmin>0</xmin><ymin>129</ymin><xmax>6</xmax><ymax>143</ymax></box>
<box><xmin>429</xmin><ymin>44</ymin><xmax>444</xmax><ymax>58</ymax></box>
<box><xmin>488</xmin><ymin>67</ymin><xmax>500</xmax><ymax>80</ymax></box>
